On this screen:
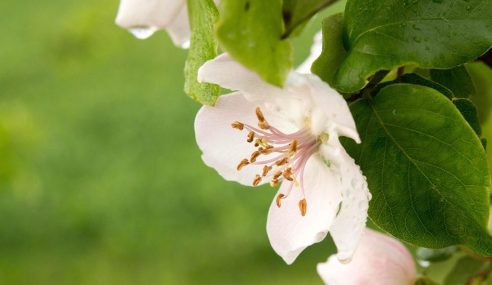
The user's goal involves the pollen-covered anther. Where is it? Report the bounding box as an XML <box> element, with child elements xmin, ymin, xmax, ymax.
<box><xmin>282</xmin><ymin>167</ymin><xmax>294</xmax><ymax>181</ymax></box>
<box><xmin>275</xmin><ymin>157</ymin><xmax>289</xmax><ymax>166</ymax></box>
<box><xmin>273</xmin><ymin>170</ymin><xmax>282</xmax><ymax>180</ymax></box>
<box><xmin>237</xmin><ymin>159</ymin><xmax>249</xmax><ymax>171</ymax></box>
<box><xmin>255</xmin><ymin>107</ymin><xmax>270</xmax><ymax>130</ymax></box>
<box><xmin>260</xmin><ymin>146</ymin><xmax>273</xmax><ymax>155</ymax></box>
<box><xmin>276</xmin><ymin>193</ymin><xmax>286</xmax><ymax>207</ymax></box>
<box><xmin>231</xmin><ymin>121</ymin><xmax>244</xmax><ymax>130</ymax></box>
<box><xmin>250</xmin><ymin>151</ymin><xmax>261</xmax><ymax>163</ymax></box>
<box><xmin>258</xmin><ymin>121</ymin><xmax>270</xmax><ymax>130</ymax></box>
<box><xmin>270</xmin><ymin>178</ymin><xmax>279</xmax><ymax>187</ymax></box>
<box><xmin>247</xmin><ymin>131</ymin><xmax>255</xmax><ymax>143</ymax></box>
<box><xmin>253</xmin><ymin>174</ymin><xmax>262</xmax><ymax>186</ymax></box>
<box><xmin>298</xmin><ymin>199</ymin><xmax>307</xmax><ymax>216</ymax></box>
<box><xmin>288</xmin><ymin>140</ymin><xmax>297</xmax><ymax>155</ymax></box>
<box><xmin>262</xmin><ymin>165</ymin><xmax>273</xmax><ymax>177</ymax></box>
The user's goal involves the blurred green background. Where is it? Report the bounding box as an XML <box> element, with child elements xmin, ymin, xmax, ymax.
<box><xmin>1</xmin><ymin>1</ymin><xmax>491</xmax><ymax>284</ymax></box>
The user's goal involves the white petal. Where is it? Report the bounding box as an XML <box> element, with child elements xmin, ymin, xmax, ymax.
<box><xmin>195</xmin><ymin>92</ymin><xmax>272</xmax><ymax>186</ymax></box>
<box><xmin>297</xmin><ymin>31</ymin><xmax>322</xmax><ymax>74</ymax></box>
<box><xmin>320</xmin><ymin>138</ymin><xmax>371</xmax><ymax>263</ymax></box>
<box><xmin>266</xmin><ymin>156</ymin><xmax>342</xmax><ymax>264</ymax></box>
<box><xmin>115</xmin><ymin>0</ymin><xmax>186</xmax><ymax>41</ymax></box>
<box><xmin>317</xmin><ymin>229</ymin><xmax>416</xmax><ymax>285</ymax></box>
<box><xmin>166</xmin><ymin>5</ymin><xmax>190</xmax><ymax>48</ymax></box>
<box><xmin>304</xmin><ymin>74</ymin><xmax>360</xmax><ymax>142</ymax></box>
<box><xmin>198</xmin><ymin>54</ymin><xmax>285</xmax><ymax>101</ymax></box>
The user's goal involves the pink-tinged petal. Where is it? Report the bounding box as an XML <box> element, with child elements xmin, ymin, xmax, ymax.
<box><xmin>166</xmin><ymin>6</ymin><xmax>190</xmax><ymax>48</ymax></box>
<box><xmin>317</xmin><ymin>229</ymin><xmax>417</xmax><ymax>285</ymax></box>
<box><xmin>320</xmin><ymin>138</ymin><xmax>371</xmax><ymax>263</ymax></box>
<box><xmin>197</xmin><ymin>54</ymin><xmax>285</xmax><ymax>101</ymax></box>
<box><xmin>115</xmin><ymin>0</ymin><xmax>186</xmax><ymax>41</ymax></box>
<box><xmin>195</xmin><ymin>92</ymin><xmax>274</xmax><ymax>186</ymax></box>
<box><xmin>297</xmin><ymin>31</ymin><xmax>322</xmax><ymax>74</ymax></box>
<box><xmin>266</xmin><ymin>156</ymin><xmax>342</xmax><ymax>264</ymax></box>
<box><xmin>303</xmin><ymin>74</ymin><xmax>360</xmax><ymax>142</ymax></box>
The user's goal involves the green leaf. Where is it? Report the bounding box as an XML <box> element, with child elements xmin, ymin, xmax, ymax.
<box><xmin>216</xmin><ymin>0</ymin><xmax>291</xmax><ymax>86</ymax></box>
<box><xmin>453</xmin><ymin>98</ymin><xmax>482</xmax><ymax>136</ymax></box>
<box><xmin>443</xmin><ymin>256</ymin><xmax>487</xmax><ymax>285</ymax></box>
<box><xmin>185</xmin><ymin>0</ymin><xmax>220</xmax><ymax>105</ymax></box>
<box><xmin>468</xmin><ymin>62</ymin><xmax>492</xmax><ymax>123</ymax></box>
<box><xmin>342</xmin><ymin>84</ymin><xmax>492</xmax><ymax>256</ymax></box>
<box><xmin>311</xmin><ymin>13</ymin><xmax>347</xmax><ymax>87</ymax></box>
<box><xmin>431</xmin><ymin>66</ymin><xmax>476</xmax><ymax>98</ymax></box>
<box><xmin>372</xmin><ymin>73</ymin><xmax>453</xmax><ymax>99</ymax></box>
<box><xmin>325</xmin><ymin>0</ymin><xmax>492</xmax><ymax>93</ymax></box>
<box><xmin>282</xmin><ymin>0</ymin><xmax>339</xmax><ymax>38</ymax></box>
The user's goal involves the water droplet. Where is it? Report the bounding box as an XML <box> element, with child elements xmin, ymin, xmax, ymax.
<box><xmin>129</xmin><ymin>27</ymin><xmax>156</xmax><ymax>40</ymax></box>
<box><xmin>392</xmin><ymin>109</ymin><xmax>397</xmax><ymax>115</ymax></box>
<box><xmin>418</xmin><ymin>260</ymin><xmax>431</xmax><ymax>267</ymax></box>
<box><xmin>466</xmin><ymin>5</ymin><xmax>471</xmax><ymax>11</ymax></box>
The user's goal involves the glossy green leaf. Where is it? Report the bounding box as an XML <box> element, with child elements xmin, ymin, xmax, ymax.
<box><xmin>431</xmin><ymin>66</ymin><xmax>476</xmax><ymax>98</ymax></box>
<box><xmin>216</xmin><ymin>0</ymin><xmax>291</xmax><ymax>86</ymax></box>
<box><xmin>311</xmin><ymin>13</ymin><xmax>346</xmax><ymax>86</ymax></box>
<box><xmin>282</xmin><ymin>0</ymin><xmax>339</xmax><ymax>37</ymax></box>
<box><xmin>185</xmin><ymin>0</ymin><xmax>220</xmax><ymax>105</ymax></box>
<box><xmin>444</xmin><ymin>256</ymin><xmax>486</xmax><ymax>285</ymax></box>
<box><xmin>326</xmin><ymin>0</ymin><xmax>492</xmax><ymax>93</ymax></box>
<box><xmin>343</xmin><ymin>84</ymin><xmax>492</xmax><ymax>256</ymax></box>
<box><xmin>453</xmin><ymin>98</ymin><xmax>482</xmax><ymax>136</ymax></box>
<box><xmin>372</xmin><ymin>73</ymin><xmax>453</xmax><ymax>98</ymax></box>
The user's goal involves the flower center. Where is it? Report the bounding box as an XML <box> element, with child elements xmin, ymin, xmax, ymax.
<box><xmin>231</xmin><ymin>107</ymin><xmax>322</xmax><ymax>216</ymax></box>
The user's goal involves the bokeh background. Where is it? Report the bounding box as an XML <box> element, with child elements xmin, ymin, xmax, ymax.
<box><xmin>1</xmin><ymin>1</ymin><xmax>491</xmax><ymax>284</ymax></box>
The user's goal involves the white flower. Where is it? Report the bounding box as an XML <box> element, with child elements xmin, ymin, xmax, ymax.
<box><xmin>194</xmin><ymin>53</ymin><xmax>371</xmax><ymax>264</ymax></box>
<box><xmin>297</xmin><ymin>31</ymin><xmax>322</xmax><ymax>74</ymax></box>
<box><xmin>115</xmin><ymin>0</ymin><xmax>191</xmax><ymax>48</ymax></box>
<box><xmin>317</xmin><ymin>229</ymin><xmax>417</xmax><ymax>285</ymax></box>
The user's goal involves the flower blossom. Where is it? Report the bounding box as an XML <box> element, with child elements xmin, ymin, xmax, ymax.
<box><xmin>115</xmin><ymin>0</ymin><xmax>191</xmax><ymax>47</ymax></box>
<box><xmin>194</xmin><ymin>53</ymin><xmax>371</xmax><ymax>264</ymax></box>
<box><xmin>297</xmin><ymin>31</ymin><xmax>322</xmax><ymax>74</ymax></box>
<box><xmin>317</xmin><ymin>229</ymin><xmax>417</xmax><ymax>285</ymax></box>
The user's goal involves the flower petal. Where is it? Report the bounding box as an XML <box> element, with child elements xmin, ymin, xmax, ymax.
<box><xmin>115</xmin><ymin>0</ymin><xmax>186</xmax><ymax>41</ymax></box>
<box><xmin>297</xmin><ymin>31</ymin><xmax>322</xmax><ymax>74</ymax></box>
<box><xmin>197</xmin><ymin>54</ymin><xmax>285</xmax><ymax>101</ymax></box>
<box><xmin>166</xmin><ymin>5</ymin><xmax>191</xmax><ymax>48</ymax></box>
<box><xmin>266</xmin><ymin>156</ymin><xmax>342</xmax><ymax>264</ymax></box>
<box><xmin>195</xmin><ymin>92</ymin><xmax>274</xmax><ymax>186</ymax></box>
<box><xmin>304</xmin><ymin>74</ymin><xmax>360</xmax><ymax>142</ymax></box>
<box><xmin>317</xmin><ymin>229</ymin><xmax>416</xmax><ymax>285</ymax></box>
<box><xmin>320</xmin><ymin>138</ymin><xmax>371</xmax><ymax>263</ymax></box>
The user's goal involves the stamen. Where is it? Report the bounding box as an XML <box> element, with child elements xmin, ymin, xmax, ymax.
<box><xmin>270</xmin><ymin>178</ymin><xmax>279</xmax><ymax>187</ymax></box>
<box><xmin>282</xmin><ymin>167</ymin><xmax>294</xmax><ymax>181</ymax></box>
<box><xmin>231</xmin><ymin>121</ymin><xmax>244</xmax><ymax>130</ymax></box>
<box><xmin>276</xmin><ymin>194</ymin><xmax>286</xmax><ymax>207</ymax></box>
<box><xmin>237</xmin><ymin>159</ymin><xmax>249</xmax><ymax>171</ymax></box>
<box><xmin>253</xmin><ymin>175</ymin><xmax>262</xmax><ymax>186</ymax></box>
<box><xmin>273</xmin><ymin>170</ymin><xmax>282</xmax><ymax>179</ymax></box>
<box><xmin>262</xmin><ymin>165</ymin><xmax>272</xmax><ymax>177</ymax></box>
<box><xmin>255</xmin><ymin>107</ymin><xmax>266</xmax><ymax>122</ymax></box>
<box><xmin>258</xmin><ymin>121</ymin><xmax>270</xmax><ymax>130</ymax></box>
<box><xmin>298</xmin><ymin>199</ymin><xmax>307</xmax><ymax>216</ymax></box>
<box><xmin>275</xmin><ymin>157</ymin><xmax>289</xmax><ymax>166</ymax></box>
<box><xmin>250</xmin><ymin>151</ymin><xmax>261</xmax><ymax>163</ymax></box>
<box><xmin>247</xmin><ymin>131</ymin><xmax>255</xmax><ymax>143</ymax></box>
<box><xmin>288</xmin><ymin>140</ymin><xmax>297</xmax><ymax>154</ymax></box>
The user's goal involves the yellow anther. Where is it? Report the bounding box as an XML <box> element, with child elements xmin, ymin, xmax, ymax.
<box><xmin>298</xmin><ymin>199</ymin><xmax>307</xmax><ymax>216</ymax></box>
<box><xmin>275</xmin><ymin>157</ymin><xmax>289</xmax><ymax>166</ymax></box>
<box><xmin>288</xmin><ymin>140</ymin><xmax>297</xmax><ymax>154</ymax></box>
<box><xmin>276</xmin><ymin>194</ymin><xmax>286</xmax><ymax>207</ymax></box>
<box><xmin>262</xmin><ymin>165</ymin><xmax>272</xmax><ymax>177</ymax></box>
<box><xmin>255</xmin><ymin>107</ymin><xmax>266</xmax><ymax>122</ymax></box>
<box><xmin>258</xmin><ymin>121</ymin><xmax>270</xmax><ymax>130</ymax></box>
<box><xmin>253</xmin><ymin>175</ymin><xmax>262</xmax><ymax>186</ymax></box>
<box><xmin>247</xmin><ymin>131</ymin><xmax>255</xmax><ymax>143</ymax></box>
<box><xmin>231</xmin><ymin>121</ymin><xmax>244</xmax><ymax>130</ymax></box>
<box><xmin>282</xmin><ymin>167</ymin><xmax>294</xmax><ymax>181</ymax></box>
<box><xmin>237</xmin><ymin>159</ymin><xmax>249</xmax><ymax>171</ymax></box>
<box><xmin>250</xmin><ymin>151</ymin><xmax>261</xmax><ymax>163</ymax></box>
<box><xmin>273</xmin><ymin>170</ymin><xmax>283</xmax><ymax>179</ymax></box>
<box><xmin>270</xmin><ymin>178</ymin><xmax>280</xmax><ymax>187</ymax></box>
